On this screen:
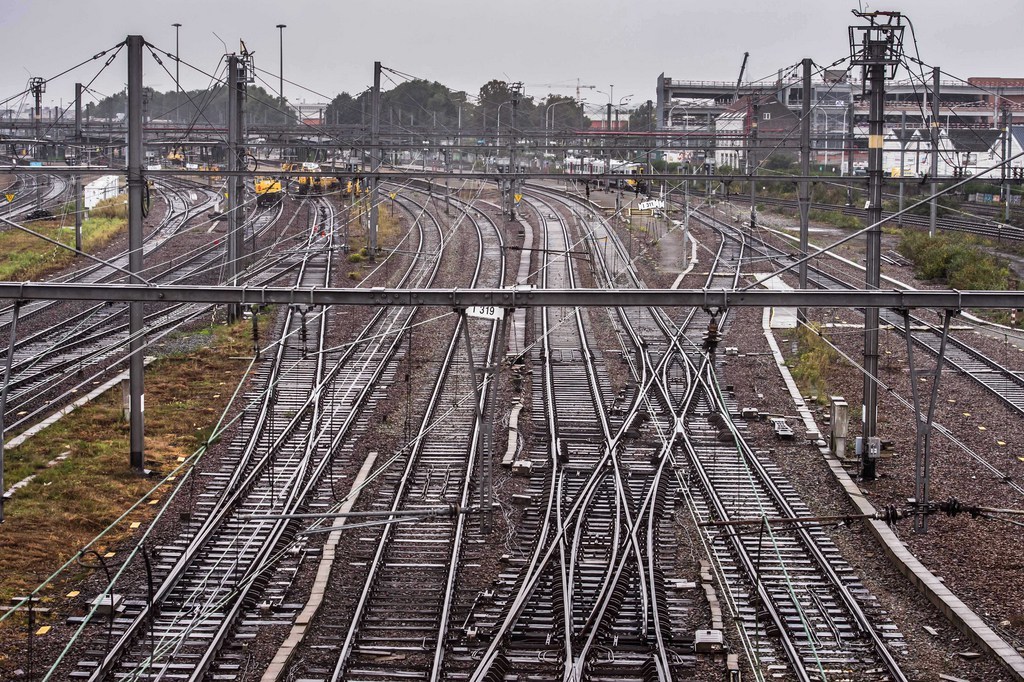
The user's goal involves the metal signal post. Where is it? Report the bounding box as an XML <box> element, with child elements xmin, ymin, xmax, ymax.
<box><xmin>850</xmin><ymin>10</ymin><xmax>905</xmax><ymax>481</ymax></box>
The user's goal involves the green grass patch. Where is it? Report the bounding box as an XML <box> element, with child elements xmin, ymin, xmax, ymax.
<box><xmin>896</xmin><ymin>229</ymin><xmax>1013</xmax><ymax>290</ymax></box>
<box><xmin>377</xmin><ymin>205</ymin><xmax>400</xmax><ymax>246</ymax></box>
<box><xmin>808</xmin><ymin>208</ymin><xmax>862</xmax><ymax>230</ymax></box>
<box><xmin>787</xmin><ymin>323</ymin><xmax>840</xmax><ymax>402</ymax></box>
<box><xmin>0</xmin><ymin>197</ymin><xmax>125</xmax><ymax>280</ymax></box>
<box><xmin>0</xmin><ymin>313</ymin><xmax>271</xmax><ymax>608</ymax></box>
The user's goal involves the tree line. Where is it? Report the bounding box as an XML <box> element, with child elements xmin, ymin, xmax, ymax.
<box><xmin>88</xmin><ymin>79</ymin><xmax>597</xmax><ymax>131</ymax></box>
<box><xmin>87</xmin><ymin>85</ymin><xmax>296</xmax><ymax>126</ymax></box>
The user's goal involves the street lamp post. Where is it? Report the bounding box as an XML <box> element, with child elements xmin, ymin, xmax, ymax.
<box><xmin>596</xmin><ymin>88</ymin><xmax>624</xmax><ymax>186</ymax></box>
<box><xmin>545</xmin><ymin>99</ymin><xmax>572</xmax><ymax>148</ymax></box>
<box><xmin>496</xmin><ymin>101</ymin><xmax>511</xmax><ymax>148</ymax></box>
<box><xmin>667</xmin><ymin>104</ymin><xmax>689</xmax><ymax>131</ymax></box>
<box><xmin>276</xmin><ymin>24</ymin><xmax>286</xmax><ymax>104</ymax></box>
<box><xmin>172</xmin><ymin>23</ymin><xmax>181</xmax><ymax>122</ymax></box>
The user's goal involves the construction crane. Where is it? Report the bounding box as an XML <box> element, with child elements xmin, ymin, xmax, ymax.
<box><xmin>734</xmin><ymin>52</ymin><xmax>750</xmax><ymax>101</ymax></box>
<box><xmin>528</xmin><ymin>79</ymin><xmax>596</xmax><ymax>101</ymax></box>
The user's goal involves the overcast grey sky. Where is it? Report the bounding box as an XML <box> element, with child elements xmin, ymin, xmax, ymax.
<box><xmin>2</xmin><ymin>0</ymin><xmax>1021</xmax><ymax>114</ymax></box>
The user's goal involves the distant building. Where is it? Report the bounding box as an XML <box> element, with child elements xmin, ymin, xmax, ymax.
<box><xmin>589</xmin><ymin>120</ymin><xmax>628</xmax><ymax>131</ymax></box>
<box><xmin>658</xmin><ymin>72</ymin><xmax>1024</xmax><ymax>132</ymax></box>
<box><xmin>660</xmin><ymin>70</ymin><xmax>1024</xmax><ymax>176</ymax></box>
<box><xmin>883</xmin><ymin>127</ymin><xmax>1009</xmax><ymax>178</ymax></box>
<box><xmin>714</xmin><ymin>95</ymin><xmax>799</xmax><ymax>171</ymax></box>
<box><xmin>967</xmin><ymin>78</ymin><xmax>1024</xmax><ymax>111</ymax></box>
<box><xmin>291</xmin><ymin>99</ymin><xmax>330</xmax><ymax>126</ymax></box>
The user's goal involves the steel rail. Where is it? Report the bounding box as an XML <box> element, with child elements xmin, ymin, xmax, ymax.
<box><xmin>683</xmin><ymin>212</ymin><xmax>910</xmax><ymax>681</ymax></box>
<box><xmin>180</xmin><ymin>196</ymin><xmax>340</xmax><ymax>681</ymax></box>
<box><xmin>548</xmin><ymin>188</ymin><xmax>675</xmax><ymax>675</ymax></box>
<box><xmin>698</xmin><ymin>208</ymin><xmax>1024</xmax><ymax>497</ymax></box>
<box><xmin>78</xmin><ymin>197</ymin><xmax>333</xmax><ymax>681</ymax></box>
<box><xmin>239</xmin><ymin>186</ymin><xmax>440</xmax><ymax>677</ymax></box>
<box><xmin>467</xmin><ymin>193</ymin><xmax>625</xmax><ymax>680</ymax></box>
<box><xmin>1</xmin><ymin>192</ymin><xmax>282</xmax><ymax>437</ymax></box>
<box><xmin>330</xmin><ymin>185</ymin><xmax>491</xmax><ymax>680</ymax></box>
<box><xmin>431</xmin><ymin>188</ymin><xmax>507</xmax><ymax>679</ymax></box>
<box><xmin>528</xmin><ymin>187</ymin><xmax>673</xmax><ymax>679</ymax></box>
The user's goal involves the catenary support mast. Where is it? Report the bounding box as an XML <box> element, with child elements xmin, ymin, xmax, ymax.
<box><xmin>850</xmin><ymin>11</ymin><xmax>904</xmax><ymax>480</ymax></box>
<box><xmin>127</xmin><ymin>35</ymin><xmax>146</xmax><ymax>472</ymax></box>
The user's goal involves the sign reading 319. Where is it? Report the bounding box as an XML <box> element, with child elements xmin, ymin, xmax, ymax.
<box><xmin>466</xmin><ymin>305</ymin><xmax>505</xmax><ymax>321</ymax></box>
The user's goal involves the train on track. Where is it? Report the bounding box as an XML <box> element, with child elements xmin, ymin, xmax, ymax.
<box><xmin>253</xmin><ymin>176</ymin><xmax>283</xmax><ymax>206</ymax></box>
<box><xmin>285</xmin><ymin>161</ymin><xmax>368</xmax><ymax>196</ymax></box>
<box><xmin>564</xmin><ymin>157</ymin><xmax>648</xmax><ymax>193</ymax></box>
<box><xmin>608</xmin><ymin>160</ymin><xmax>647</xmax><ymax>192</ymax></box>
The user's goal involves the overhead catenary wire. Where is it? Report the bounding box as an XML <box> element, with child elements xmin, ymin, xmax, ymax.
<box><xmin>737</xmin><ymin>148</ymin><xmax>1024</xmax><ymax>293</ymax></box>
<box><xmin>0</xmin><ymin>42</ymin><xmax>125</xmax><ymax>113</ymax></box>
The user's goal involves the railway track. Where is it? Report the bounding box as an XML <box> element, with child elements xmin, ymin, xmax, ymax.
<box><xmin>0</xmin><ymin>181</ymin><xmax>278</xmax><ymax>438</ymax></box>
<box><xmin>0</xmin><ymin>176</ymin><xmax>218</xmax><ymax>330</ymax></box>
<box><xmin>321</xmin><ymin>187</ymin><xmax>505</xmax><ymax>681</ymax></box>
<box><xmin>16</xmin><ymin>178</ymin><xmax>1001</xmax><ymax>681</ymax></box>
<box><xmin>51</xmin><ymin>182</ymin><xmax>487</xmax><ymax>680</ymax></box>
<box><xmin>649</xmin><ymin>200</ymin><xmax>908</xmax><ymax>680</ymax></box>
<box><xmin>63</xmin><ymin>195</ymin><xmax>341</xmax><ymax>680</ymax></box>
<box><xmin>690</xmin><ymin>208</ymin><xmax>1024</xmax><ymax>499</ymax></box>
<box><xmin>748</xmin><ymin>193</ymin><xmax>1024</xmax><ymax>241</ymax></box>
<box><xmin>664</xmin><ymin>217</ymin><xmax>906</xmax><ymax>679</ymax></box>
<box><xmin>0</xmin><ymin>172</ymin><xmax>69</xmax><ymax>222</ymax></box>
<box><xmin>680</xmin><ymin>193</ymin><xmax>1024</xmax><ymax>428</ymax></box>
<box><xmin>523</xmin><ymin>184</ymin><xmax>910</xmax><ymax>680</ymax></box>
<box><xmin>457</xmin><ymin>189</ymin><xmax>688</xmax><ymax>681</ymax></box>
<box><xmin>539</xmin><ymin>190</ymin><xmax>688</xmax><ymax>680</ymax></box>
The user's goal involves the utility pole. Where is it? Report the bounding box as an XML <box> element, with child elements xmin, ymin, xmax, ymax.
<box><xmin>226</xmin><ymin>52</ymin><xmax>246</xmax><ymax>322</ymax></box>
<box><xmin>845</xmin><ymin>100</ymin><xmax>855</xmax><ymax>206</ymax></box>
<box><xmin>929</xmin><ymin>66</ymin><xmax>940</xmax><ymax>237</ymax></box>
<box><xmin>30</xmin><ymin>77</ymin><xmax>45</xmax><ymax>160</ymax></box>
<box><xmin>646</xmin><ymin>98</ymin><xmax>653</xmax><ymax>176</ymax></box>
<box><xmin>276</xmin><ymin>24</ymin><xmax>286</xmax><ymax>105</ymax></box>
<box><xmin>749</xmin><ymin>98</ymin><xmax>758</xmax><ymax>228</ymax></box>
<box><xmin>74</xmin><ymin>82</ymin><xmax>83</xmax><ymax>253</ymax></box>
<box><xmin>509</xmin><ymin>82</ymin><xmax>523</xmax><ymax>219</ymax></box>
<box><xmin>798</xmin><ymin>58</ymin><xmax>811</xmax><ymax>322</ymax></box>
<box><xmin>683</xmin><ymin>171</ymin><xmax>690</xmax><ymax>269</ymax></box>
<box><xmin>850</xmin><ymin>10</ymin><xmax>904</xmax><ymax>481</ymax></box>
<box><xmin>0</xmin><ymin>301</ymin><xmax>21</xmax><ymax>522</ymax></box>
<box><xmin>369</xmin><ymin>61</ymin><xmax>381</xmax><ymax>261</ymax></box>
<box><xmin>127</xmin><ymin>35</ymin><xmax>145</xmax><ymax>473</ymax></box>
<box><xmin>73</xmin><ymin>83</ymin><xmax>82</xmax><ymax>146</ymax></box>
<box><xmin>172</xmin><ymin>23</ymin><xmax>181</xmax><ymax>122</ymax></box>
<box><xmin>606</xmin><ymin>101</ymin><xmax>612</xmax><ymax>191</ymax></box>
<box><xmin>1002</xmin><ymin>107</ymin><xmax>1011</xmax><ymax>222</ymax></box>
<box><xmin>898</xmin><ymin>111</ymin><xmax>906</xmax><ymax>224</ymax></box>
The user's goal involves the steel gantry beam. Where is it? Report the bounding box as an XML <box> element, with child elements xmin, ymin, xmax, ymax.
<box><xmin>4</xmin><ymin>165</ymin><xmax>1021</xmax><ymax>186</ymax></box>
<box><xmin>0</xmin><ymin>283</ymin><xmax>1020</xmax><ymax>310</ymax></box>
